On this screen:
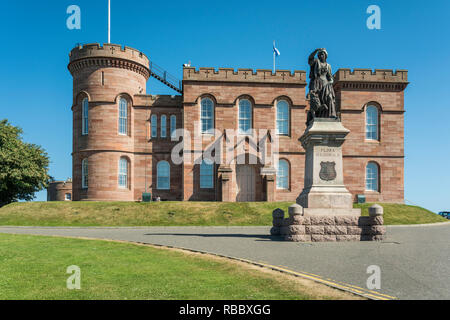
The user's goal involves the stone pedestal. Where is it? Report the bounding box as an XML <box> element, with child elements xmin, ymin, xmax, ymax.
<box><xmin>297</xmin><ymin>118</ymin><xmax>360</xmax><ymax>215</ymax></box>
<box><xmin>270</xmin><ymin>119</ymin><xmax>385</xmax><ymax>242</ymax></box>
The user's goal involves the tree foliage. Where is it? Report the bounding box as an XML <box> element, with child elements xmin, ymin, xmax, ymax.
<box><xmin>0</xmin><ymin>120</ymin><xmax>51</xmax><ymax>207</ymax></box>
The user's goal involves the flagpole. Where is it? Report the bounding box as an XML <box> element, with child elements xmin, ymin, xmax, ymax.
<box><xmin>108</xmin><ymin>0</ymin><xmax>111</xmax><ymax>43</ymax></box>
<box><xmin>273</xmin><ymin>50</ymin><xmax>275</xmax><ymax>74</ymax></box>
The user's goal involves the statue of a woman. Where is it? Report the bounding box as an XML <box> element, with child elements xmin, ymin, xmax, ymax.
<box><xmin>307</xmin><ymin>48</ymin><xmax>337</xmax><ymax>121</ymax></box>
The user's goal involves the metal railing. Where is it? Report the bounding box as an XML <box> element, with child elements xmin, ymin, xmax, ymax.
<box><xmin>149</xmin><ymin>61</ymin><xmax>182</xmax><ymax>93</ymax></box>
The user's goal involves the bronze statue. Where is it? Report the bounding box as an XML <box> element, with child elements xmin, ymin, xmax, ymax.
<box><xmin>307</xmin><ymin>48</ymin><xmax>337</xmax><ymax>124</ymax></box>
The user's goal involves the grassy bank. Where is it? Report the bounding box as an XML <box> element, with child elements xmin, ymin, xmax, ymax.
<box><xmin>0</xmin><ymin>201</ymin><xmax>446</xmax><ymax>227</ymax></box>
<box><xmin>356</xmin><ymin>203</ymin><xmax>446</xmax><ymax>225</ymax></box>
<box><xmin>0</xmin><ymin>233</ymin><xmax>357</xmax><ymax>300</ymax></box>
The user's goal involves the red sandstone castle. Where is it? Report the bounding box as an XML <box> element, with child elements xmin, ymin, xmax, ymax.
<box><xmin>67</xmin><ymin>43</ymin><xmax>407</xmax><ymax>203</ymax></box>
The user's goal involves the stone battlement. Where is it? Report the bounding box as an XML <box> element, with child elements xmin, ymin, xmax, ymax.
<box><xmin>183</xmin><ymin>67</ymin><xmax>307</xmax><ymax>84</ymax></box>
<box><xmin>334</xmin><ymin>68</ymin><xmax>408</xmax><ymax>83</ymax></box>
<box><xmin>69</xmin><ymin>43</ymin><xmax>150</xmax><ymax>68</ymax></box>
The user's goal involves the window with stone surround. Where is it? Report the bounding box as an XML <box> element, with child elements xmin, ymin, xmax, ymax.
<box><xmin>238</xmin><ymin>99</ymin><xmax>252</xmax><ymax>134</ymax></box>
<box><xmin>201</xmin><ymin>98</ymin><xmax>214</xmax><ymax>134</ymax></box>
<box><xmin>276</xmin><ymin>100</ymin><xmax>289</xmax><ymax>135</ymax></box>
<box><xmin>200</xmin><ymin>160</ymin><xmax>214</xmax><ymax>189</ymax></box>
<box><xmin>151</xmin><ymin>115</ymin><xmax>157</xmax><ymax>138</ymax></box>
<box><xmin>277</xmin><ymin>159</ymin><xmax>289</xmax><ymax>190</ymax></box>
<box><xmin>82</xmin><ymin>98</ymin><xmax>89</xmax><ymax>135</ymax></box>
<box><xmin>366</xmin><ymin>105</ymin><xmax>379</xmax><ymax>140</ymax></box>
<box><xmin>119</xmin><ymin>98</ymin><xmax>128</xmax><ymax>135</ymax></box>
<box><xmin>118</xmin><ymin>157</ymin><xmax>129</xmax><ymax>188</ymax></box>
<box><xmin>81</xmin><ymin>158</ymin><xmax>88</xmax><ymax>189</ymax></box>
<box><xmin>366</xmin><ymin>162</ymin><xmax>379</xmax><ymax>192</ymax></box>
<box><xmin>157</xmin><ymin>161</ymin><xmax>170</xmax><ymax>190</ymax></box>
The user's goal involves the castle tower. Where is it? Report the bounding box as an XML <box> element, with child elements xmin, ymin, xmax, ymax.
<box><xmin>68</xmin><ymin>43</ymin><xmax>150</xmax><ymax>201</ymax></box>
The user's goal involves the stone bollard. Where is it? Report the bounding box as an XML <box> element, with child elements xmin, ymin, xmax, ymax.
<box><xmin>369</xmin><ymin>204</ymin><xmax>384</xmax><ymax>217</ymax></box>
<box><xmin>288</xmin><ymin>203</ymin><xmax>304</xmax><ymax>217</ymax></box>
<box><xmin>271</xmin><ymin>208</ymin><xmax>285</xmax><ymax>236</ymax></box>
<box><xmin>368</xmin><ymin>204</ymin><xmax>385</xmax><ymax>241</ymax></box>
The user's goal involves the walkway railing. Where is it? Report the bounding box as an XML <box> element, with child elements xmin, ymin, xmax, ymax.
<box><xmin>149</xmin><ymin>61</ymin><xmax>182</xmax><ymax>93</ymax></box>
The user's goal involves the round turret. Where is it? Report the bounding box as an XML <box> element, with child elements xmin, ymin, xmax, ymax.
<box><xmin>68</xmin><ymin>43</ymin><xmax>150</xmax><ymax>201</ymax></box>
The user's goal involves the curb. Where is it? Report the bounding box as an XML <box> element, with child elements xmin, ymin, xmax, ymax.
<box><xmin>387</xmin><ymin>221</ymin><xmax>450</xmax><ymax>228</ymax></box>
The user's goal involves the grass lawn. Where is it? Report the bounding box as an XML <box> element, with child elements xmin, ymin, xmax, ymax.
<box><xmin>0</xmin><ymin>233</ymin><xmax>358</xmax><ymax>300</ymax></box>
<box><xmin>0</xmin><ymin>201</ymin><xmax>446</xmax><ymax>227</ymax></box>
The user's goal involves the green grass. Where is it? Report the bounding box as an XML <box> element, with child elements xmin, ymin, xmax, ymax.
<box><xmin>356</xmin><ymin>203</ymin><xmax>447</xmax><ymax>225</ymax></box>
<box><xmin>0</xmin><ymin>201</ymin><xmax>292</xmax><ymax>227</ymax></box>
<box><xmin>0</xmin><ymin>233</ymin><xmax>356</xmax><ymax>300</ymax></box>
<box><xmin>0</xmin><ymin>201</ymin><xmax>446</xmax><ymax>227</ymax></box>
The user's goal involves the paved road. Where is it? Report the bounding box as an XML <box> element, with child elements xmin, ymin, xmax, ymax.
<box><xmin>0</xmin><ymin>223</ymin><xmax>449</xmax><ymax>300</ymax></box>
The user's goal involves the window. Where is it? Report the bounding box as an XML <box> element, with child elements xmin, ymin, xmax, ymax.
<box><xmin>366</xmin><ymin>162</ymin><xmax>379</xmax><ymax>191</ymax></box>
<box><xmin>277</xmin><ymin>160</ymin><xmax>289</xmax><ymax>189</ymax></box>
<box><xmin>366</xmin><ymin>105</ymin><xmax>379</xmax><ymax>140</ymax></box>
<box><xmin>119</xmin><ymin>98</ymin><xmax>128</xmax><ymax>135</ymax></box>
<box><xmin>170</xmin><ymin>115</ymin><xmax>177</xmax><ymax>139</ymax></box>
<box><xmin>82</xmin><ymin>98</ymin><xmax>89</xmax><ymax>135</ymax></box>
<box><xmin>65</xmin><ymin>193</ymin><xmax>71</xmax><ymax>201</ymax></box>
<box><xmin>81</xmin><ymin>158</ymin><xmax>88</xmax><ymax>189</ymax></box>
<box><xmin>157</xmin><ymin>161</ymin><xmax>170</xmax><ymax>190</ymax></box>
<box><xmin>161</xmin><ymin>115</ymin><xmax>167</xmax><ymax>138</ymax></box>
<box><xmin>201</xmin><ymin>98</ymin><xmax>214</xmax><ymax>134</ymax></box>
<box><xmin>239</xmin><ymin>99</ymin><xmax>252</xmax><ymax>134</ymax></box>
<box><xmin>200</xmin><ymin>160</ymin><xmax>214</xmax><ymax>189</ymax></box>
<box><xmin>151</xmin><ymin>115</ymin><xmax>157</xmax><ymax>138</ymax></box>
<box><xmin>118</xmin><ymin>157</ymin><xmax>129</xmax><ymax>188</ymax></box>
<box><xmin>276</xmin><ymin>100</ymin><xmax>289</xmax><ymax>135</ymax></box>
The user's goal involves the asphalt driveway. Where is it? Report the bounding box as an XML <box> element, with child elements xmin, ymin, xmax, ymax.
<box><xmin>0</xmin><ymin>223</ymin><xmax>449</xmax><ymax>300</ymax></box>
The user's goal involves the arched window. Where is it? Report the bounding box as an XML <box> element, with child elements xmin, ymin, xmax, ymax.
<box><xmin>170</xmin><ymin>115</ymin><xmax>177</xmax><ymax>139</ymax></box>
<box><xmin>161</xmin><ymin>115</ymin><xmax>167</xmax><ymax>138</ymax></box>
<box><xmin>81</xmin><ymin>158</ymin><xmax>88</xmax><ymax>189</ymax></box>
<box><xmin>82</xmin><ymin>98</ymin><xmax>89</xmax><ymax>135</ymax></box>
<box><xmin>276</xmin><ymin>100</ymin><xmax>289</xmax><ymax>135</ymax></box>
<box><xmin>366</xmin><ymin>162</ymin><xmax>379</xmax><ymax>191</ymax></box>
<box><xmin>277</xmin><ymin>159</ymin><xmax>289</xmax><ymax>189</ymax></box>
<box><xmin>118</xmin><ymin>157</ymin><xmax>129</xmax><ymax>188</ymax></box>
<box><xmin>238</xmin><ymin>99</ymin><xmax>252</xmax><ymax>134</ymax></box>
<box><xmin>366</xmin><ymin>105</ymin><xmax>379</xmax><ymax>140</ymax></box>
<box><xmin>151</xmin><ymin>115</ymin><xmax>157</xmax><ymax>138</ymax></box>
<box><xmin>157</xmin><ymin>161</ymin><xmax>170</xmax><ymax>190</ymax></box>
<box><xmin>118</xmin><ymin>98</ymin><xmax>128</xmax><ymax>135</ymax></box>
<box><xmin>200</xmin><ymin>160</ymin><xmax>214</xmax><ymax>189</ymax></box>
<box><xmin>201</xmin><ymin>98</ymin><xmax>214</xmax><ymax>134</ymax></box>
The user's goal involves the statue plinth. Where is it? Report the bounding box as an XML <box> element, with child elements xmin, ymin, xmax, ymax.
<box><xmin>297</xmin><ymin>118</ymin><xmax>360</xmax><ymax>216</ymax></box>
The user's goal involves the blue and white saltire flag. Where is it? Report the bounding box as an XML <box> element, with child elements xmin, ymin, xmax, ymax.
<box><xmin>273</xmin><ymin>42</ymin><xmax>280</xmax><ymax>57</ymax></box>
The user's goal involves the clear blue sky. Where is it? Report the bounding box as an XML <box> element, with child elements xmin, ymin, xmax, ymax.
<box><xmin>0</xmin><ymin>1</ymin><xmax>449</xmax><ymax>212</ymax></box>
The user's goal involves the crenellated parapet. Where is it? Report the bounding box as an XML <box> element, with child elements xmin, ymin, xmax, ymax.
<box><xmin>183</xmin><ymin>67</ymin><xmax>307</xmax><ymax>84</ymax></box>
<box><xmin>334</xmin><ymin>68</ymin><xmax>409</xmax><ymax>91</ymax></box>
<box><xmin>68</xmin><ymin>43</ymin><xmax>150</xmax><ymax>79</ymax></box>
